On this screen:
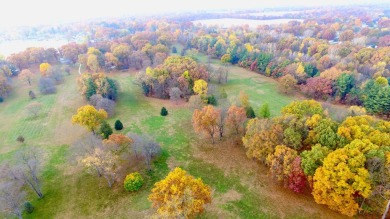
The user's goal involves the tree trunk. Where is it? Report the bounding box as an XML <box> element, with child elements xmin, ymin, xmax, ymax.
<box><xmin>382</xmin><ymin>200</ymin><xmax>390</xmax><ymax>219</ymax></box>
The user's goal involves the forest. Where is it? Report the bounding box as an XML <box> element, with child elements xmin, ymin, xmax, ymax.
<box><xmin>0</xmin><ymin>4</ymin><xmax>389</xmax><ymax>219</ymax></box>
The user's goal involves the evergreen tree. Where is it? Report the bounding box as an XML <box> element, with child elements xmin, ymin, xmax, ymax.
<box><xmin>245</xmin><ymin>106</ymin><xmax>256</xmax><ymax>118</ymax></box>
<box><xmin>160</xmin><ymin>107</ymin><xmax>168</xmax><ymax>116</ymax></box>
<box><xmin>172</xmin><ymin>46</ymin><xmax>177</xmax><ymax>53</ymax></box>
<box><xmin>86</xmin><ymin>78</ymin><xmax>97</xmax><ymax>100</ymax></box>
<box><xmin>114</xmin><ymin>120</ymin><xmax>123</xmax><ymax>130</ymax></box>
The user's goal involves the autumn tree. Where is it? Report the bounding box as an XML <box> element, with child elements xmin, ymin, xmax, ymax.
<box><xmin>193</xmin><ymin>79</ymin><xmax>208</xmax><ymax>97</ymax></box>
<box><xmin>266</xmin><ymin>145</ymin><xmax>298</xmax><ymax>185</ymax></box>
<box><xmin>0</xmin><ymin>178</ymin><xmax>25</xmax><ymax>219</ymax></box>
<box><xmin>278</xmin><ymin>74</ymin><xmax>297</xmax><ymax>94</ymax></box>
<box><xmin>18</xmin><ymin>69</ymin><xmax>34</xmax><ymax>85</ymax></box>
<box><xmin>288</xmin><ymin>157</ymin><xmax>307</xmax><ymax>193</ymax></box>
<box><xmin>73</xmin><ymin>134</ymin><xmax>119</xmax><ymax>188</ymax></box>
<box><xmin>312</xmin><ymin>139</ymin><xmax>376</xmax><ymax>216</ymax></box>
<box><xmin>39</xmin><ymin>62</ymin><xmax>51</xmax><ymax>77</ymax></box>
<box><xmin>169</xmin><ymin>87</ymin><xmax>182</xmax><ymax>105</ymax></box>
<box><xmin>238</xmin><ymin>91</ymin><xmax>249</xmax><ymax>108</ymax></box>
<box><xmin>188</xmin><ymin>95</ymin><xmax>203</xmax><ymax>110</ymax></box>
<box><xmin>72</xmin><ymin>105</ymin><xmax>108</xmax><ymax>133</ymax></box>
<box><xmin>301</xmin><ymin>77</ymin><xmax>333</xmax><ymax>100</ymax></box>
<box><xmin>0</xmin><ymin>75</ymin><xmax>12</xmax><ymax>99</ymax></box>
<box><xmin>300</xmin><ymin>144</ymin><xmax>331</xmax><ymax>177</ymax></box>
<box><xmin>148</xmin><ymin>167</ymin><xmax>211</xmax><ymax>218</ymax></box>
<box><xmin>226</xmin><ymin>105</ymin><xmax>247</xmax><ymax>134</ymax></box>
<box><xmin>242</xmin><ymin>118</ymin><xmax>283</xmax><ymax>163</ymax></box>
<box><xmin>192</xmin><ymin>105</ymin><xmax>219</xmax><ymax>143</ymax></box>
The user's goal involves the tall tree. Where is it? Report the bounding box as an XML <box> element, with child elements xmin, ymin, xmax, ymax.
<box><xmin>226</xmin><ymin>105</ymin><xmax>247</xmax><ymax>134</ymax></box>
<box><xmin>192</xmin><ymin>105</ymin><xmax>219</xmax><ymax>144</ymax></box>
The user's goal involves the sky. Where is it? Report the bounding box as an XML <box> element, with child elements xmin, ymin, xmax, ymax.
<box><xmin>0</xmin><ymin>0</ymin><xmax>388</xmax><ymax>28</ymax></box>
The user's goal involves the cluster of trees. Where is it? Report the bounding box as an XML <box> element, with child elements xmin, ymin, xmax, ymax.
<box><xmin>242</xmin><ymin>100</ymin><xmax>390</xmax><ymax>217</ymax></box>
<box><xmin>77</xmin><ymin>72</ymin><xmax>119</xmax><ymax>101</ymax></box>
<box><xmin>183</xmin><ymin>14</ymin><xmax>390</xmax><ymax>116</ymax></box>
<box><xmin>136</xmin><ymin>56</ymin><xmax>209</xmax><ymax>99</ymax></box>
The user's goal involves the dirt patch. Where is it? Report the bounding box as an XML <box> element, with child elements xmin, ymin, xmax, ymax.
<box><xmin>193</xmin><ymin>135</ymin><xmax>348</xmax><ymax>219</ymax></box>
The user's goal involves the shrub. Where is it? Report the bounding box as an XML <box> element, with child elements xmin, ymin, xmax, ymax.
<box><xmin>114</xmin><ymin>120</ymin><xmax>123</xmax><ymax>130</ymax></box>
<box><xmin>24</xmin><ymin>201</ymin><xmax>34</xmax><ymax>214</ymax></box>
<box><xmin>0</xmin><ymin>97</ymin><xmax>3</xmax><ymax>103</ymax></box>
<box><xmin>172</xmin><ymin>46</ymin><xmax>177</xmax><ymax>53</ymax></box>
<box><xmin>16</xmin><ymin>135</ymin><xmax>25</xmax><ymax>143</ymax></box>
<box><xmin>124</xmin><ymin>172</ymin><xmax>144</xmax><ymax>192</ymax></box>
<box><xmin>29</xmin><ymin>90</ymin><xmax>36</xmax><ymax>99</ymax></box>
<box><xmin>207</xmin><ymin>95</ymin><xmax>217</xmax><ymax>106</ymax></box>
<box><xmin>160</xmin><ymin>107</ymin><xmax>168</xmax><ymax>116</ymax></box>
<box><xmin>100</xmin><ymin>121</ymin><xmax>113</xmax><ymax>139</ymax></box>
<box><xmin>38</xmin><ymin>77</ymin><xmax>56</xmax><ymax>94</ymax></box>
<box><xmin>245</xmin><ymin>106</ymin><xmax>256</xmax><ymax>118</ymax></box>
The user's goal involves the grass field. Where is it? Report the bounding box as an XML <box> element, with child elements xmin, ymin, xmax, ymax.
<box><xmin>0</xmin><ymin>59</ymin><xmax>349</xmax><ymax>218</ymax></box>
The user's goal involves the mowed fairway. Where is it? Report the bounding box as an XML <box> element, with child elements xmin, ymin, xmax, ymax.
<box><xmin>0</xmin><ymin>62</ymin><xmax>348</xmax><ymax>218</ymax></box>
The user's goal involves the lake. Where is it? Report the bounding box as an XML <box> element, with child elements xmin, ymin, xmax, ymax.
<box><xmin>192</xmin><ymin>18</ymin><xmax>304</xmax><ymax>29</ymax></box>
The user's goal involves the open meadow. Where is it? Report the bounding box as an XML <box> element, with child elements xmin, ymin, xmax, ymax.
<box><xmin>0</xmin><ymin>57</ymin><xmax>349</xmax><ymax>218</ymax></box>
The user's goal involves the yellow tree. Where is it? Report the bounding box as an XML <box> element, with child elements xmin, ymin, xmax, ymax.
<box><xmin>39</xmin><ymin>63</ymin><xmax>51</xmax><ymax>77</ymax></box>
<box><xmin>148</xmin><ymin>167</ymin><xmax>211</xmax><ymax>218</ymax></box>
<box><xmin>266</xmin><ymin>145</ymin><xmax>298</xmax><ymax>184</ymax></box>
<box><xmin>193</xmin><ymin>79</ymin><xmax>208</xmax><ymax>97</ymax></box>
<box><xmin>18</xmin><ymin>69</ymin><xmax>34</xmax><ymax>85</ymax></box>
<box><xmin>238</xmin><ymin>91</ymin><xmax>249</xmax><ymax>108</ymax></box>
<box><xmin>242</xmin><ymin>118</ymin><xmax>283</xmax><ymax>163</ymax></box>
<box><xmin>72</xmin><ymin>105</ymin><xmax>108</xmax><ymax>133</ymax></box>
<box><xmin>312</xmin><ymin>139</ymin><xmax>376</xmax><ymax>217</ymax></box>
<box><xmin>192</xmin><ymin>105</ymin><xmax>219</xmax><ymax>144</ymax></box>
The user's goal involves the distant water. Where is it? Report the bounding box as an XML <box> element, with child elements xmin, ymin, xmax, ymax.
<box><xmin>192</xmin><ymin>18</ymin><xmax>304</xmax><ymax>29</ymax></box>
<box><xmin>0</xmin><ymin>39</ymin><xmax>69</xmax><ymax>57</ymax></box>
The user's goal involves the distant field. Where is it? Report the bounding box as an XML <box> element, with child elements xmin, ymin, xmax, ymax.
<box><xmin>192</xmin><ymin>18</ymin><xmax>304</xmax><ymax>28</ymax></box>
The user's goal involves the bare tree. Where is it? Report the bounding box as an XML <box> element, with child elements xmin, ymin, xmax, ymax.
<box><xmin>73</xmin><ymin>134</ymin><xmax>119</xmax><ymax>188</ymax></box>
<box><xmin>13</xmin><ymin>147</ymin><xmax>44</xmax><ymax>198</ymax></box>
<box><xmin>216</xmin><ymin>107</ymin><xmax>228</xmax><ymax>140</ymax></box>
<box><xmin>0</xmin><ymin>181</ymin><xmax>25</xmax><ymax>219</ymax></box>
<box><xmin>188</xmin><ymin>95</ymin><xmax>203</xmax><ymax>111</ymax></box>
<box><xmin>126</xmin><ymin>133</ymin><xmax>161</xmax><ymax>171</ymax></box>
<box><xmin>169</xmin><ymin>87</ymin><xmax>182</xmax><ymax>105</ymax></box>
<box><xmin>96</xmin><ymin>98</ymin><xmax>116</xmax><ymax>117</ymax></box>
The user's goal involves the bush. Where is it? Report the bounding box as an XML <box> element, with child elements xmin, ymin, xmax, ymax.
<box><xmin>16</xmin><ymin>135</ymin><xmax>25</xmax><ymax>143</ymax></box>
<box><xmin>172</xmin><ymin>46</ymin><xmax>177</xmax><ymax>53</ymax></box>
<box><xmin>246</xmin><ymin>106</ymin><xmax>256</xmax><ymax>118</ymax></box>
<box><xmin>100</xmin><ymin>121</ymin><xmax>113</xmax><ymax>139</ymax></box>
<box><xmin>38</xmin><ymin>77</ymin><xmax>56</xmax><ymax>94</ymax></box>
<box><xmin>114</xmin><ymin>120</ymin><xmax>123</xmax><ymax>130</ymax></box>
<box><xmin>24</xmin><ymin>201</ymin><xmax>34</xmax><ymax>214</ymax></box>
<box><xmin>124</xmin><ymin>172</ymin><xmax>144</xmax><ymax>192</ymax></box>
<box><xmin>29</xmin><ymin>90</ymin><xmax>36</xmax><ymax>99</ymax></box>
<box><xmin>207</xmin><ymin>95</ymin><xmax>217</xmax><ymax>106</ymax></box>
<box><xmin>160</xmin><ymin>107</ymin><xmax>168</xmax><ymax>116</ymax></box>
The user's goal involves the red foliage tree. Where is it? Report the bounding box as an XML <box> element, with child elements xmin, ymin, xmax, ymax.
<box><xmin>288</xmin><ymin>157</ymin><xmax>307</xmax><ymax>193</ymax></box>
<box><xmin>301</xmin><ymin>77</ymin><xmax>333</xmax><ymax>100</ymax></box>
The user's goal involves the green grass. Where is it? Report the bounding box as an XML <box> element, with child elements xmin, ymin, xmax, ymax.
<box><xmin>1</xmin><ymin>60</ymin><xmax>348</xmax><ymax>218</ymax></box>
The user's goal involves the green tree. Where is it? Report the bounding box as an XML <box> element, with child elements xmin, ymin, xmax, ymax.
<box><xmin>300</xmin><ymin>144</ymin><xmax>331</xmax><ymax>176</ymax></box>
<box><xmin>114</xmin><ymin>120</ymin><xmax>123</xmax><ymax>130</ymax></box>
<box><xmin>259</xmin><ymin>103</ymin><xmax>271</xmax><ymax>118</ymax></box>
<box><xmin>336</xmin><ymin>73</ymin><xmax>354</xmax><ymax>100</ymax></box>
<box><xmin>246</xmin><ymin>106</ymin><xmax>256</xmax><ymax>118</ymax></box>
<box><xmin>85</xmin><ymin>78</ymin><xmax>97</xmax><ymax>100</ymax></box>
<box><xmin>124</xmin><ymin>172</ymin><xmax>144</xmax><ymax>192</ymax></box>
<box><xmin>160</xmin><ymin>107</ymin><xmax>168</xmax><ymax>116</ymax></box>
<box><xmin>100</xmin><ymin>121</ymin><xmax>113</xmax><ymax>139</ymax></box>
